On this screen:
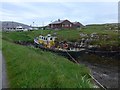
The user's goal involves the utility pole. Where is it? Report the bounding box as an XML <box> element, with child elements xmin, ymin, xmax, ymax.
<box><xmin>33</xmin><ymin>22</ymin><xmax>34</xmax><ymax>27</ymax></box>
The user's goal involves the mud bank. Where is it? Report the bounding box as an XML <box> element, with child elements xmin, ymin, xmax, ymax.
<box><xmin>78</xmin><ymin>58</ymin><xmax>119</xmax><ymax>88</ymax></box>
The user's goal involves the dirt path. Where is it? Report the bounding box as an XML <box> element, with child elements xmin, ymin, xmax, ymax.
<box><xmin>0</xmin><ymin>50</ymin><xmax>2</xmax><ymax>89</ymax></box>
<box><xmin>1</xmin><ymin>51</ymin><xmax>9</xmax><ymax>88</ymax></box>
<box><xmin>79</xmin><ymin>60</ymin><xmax>119</xmax><ymax>88</ymax></box>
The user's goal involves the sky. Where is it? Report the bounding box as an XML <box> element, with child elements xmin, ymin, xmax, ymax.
<box><xmin>0</xmin><ymin>1</ymin><xmax>118</xmax><ymax>26</ymax></box>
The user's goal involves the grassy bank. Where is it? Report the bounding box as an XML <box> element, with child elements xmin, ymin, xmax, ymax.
<box><xmin>2</xmin><ymin>25</ymin><xmax>118</xmax><ymax>46</ymax></box>
<box><xmin>2</xmin><ymin>29</ymin><xmax>80</xmax><ymax>42</ymax></box>
<box><xmin>2</xmin><ymin>40</ymin><xmax>93</xmax><ymax>88</ymax></box>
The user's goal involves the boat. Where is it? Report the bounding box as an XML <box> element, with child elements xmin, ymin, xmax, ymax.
<box><xmin>34</xmin><ymin>34</ymin><xmax>85</xmax><ymax>58</ymax></box>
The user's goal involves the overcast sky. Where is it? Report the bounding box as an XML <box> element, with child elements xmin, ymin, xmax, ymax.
<box><xmin>0</xmin><ymin>1</ymin><xmax>118</xmax><ymax>26</ymax></box>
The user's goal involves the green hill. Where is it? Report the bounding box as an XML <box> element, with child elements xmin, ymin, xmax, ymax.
<box><xmin>2</xmin><ymin>24</ymin><xmax>118</xmax><ymax>46</ymax></box>
<box><xmin>2</xmin><ymin>40</ymin><xmax>93</xmax><ymax>88</ymax></box>
<box><xmin>2</xmin><ymin>23</ymin><xmax>118</xmax><ymax>88</ymax></box>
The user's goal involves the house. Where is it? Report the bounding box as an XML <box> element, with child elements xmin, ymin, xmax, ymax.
<box><xmin>72</xmin><ymin>22</ymin><xmax>84</xmax><ymax>28</ymax></box>
<box><xmin>16</xmin><ymin>26</ymin><xmax>25</xmax><ymax>31</ymax></box>
<box><xmin>49</xmin><ymin>19</ymin><xmax>73</xmax><ymax>30</ymax></box>
<box><xmin>2</xmin><ymin>21</ymin><xmax>32</xmax><ymax>31</ymax></box>
<box><xmin>49</xmin><ymin>19</ymin><xmax>83</xmax><ymax>30</ymax></box>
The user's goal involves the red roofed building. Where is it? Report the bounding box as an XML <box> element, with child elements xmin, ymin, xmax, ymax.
<box><xmin>49</xmin><ymin>19</ymin><xmax>83</xmax><ymax>30</ymax></box>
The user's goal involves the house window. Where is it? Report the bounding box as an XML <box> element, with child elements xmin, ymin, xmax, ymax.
<box><xmin>65</xmin><ymin>24</ymin><xmax>69</xmax><ymax>27</ymax></box>
<box><xmin>70</xmin><ymin>24</ymin><xmax>72</xmax><ymax>27</ymax></box>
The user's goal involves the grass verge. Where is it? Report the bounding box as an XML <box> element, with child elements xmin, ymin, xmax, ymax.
<box><xmin>2</xmin><ymin>25</ymin><xmax>118</xmax><ymax>46</ymax></box>
<box><xmin>2</xmin><ymin>40</ymin><xmax>93</xmax><ymax>88</ymax></box>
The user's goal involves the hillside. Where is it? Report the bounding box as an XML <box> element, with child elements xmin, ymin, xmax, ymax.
<box><xmin>1</xmin><ymin>21</ymin><xmax>31</xmax><ymax>31</ymax></box>
<box><xmin>2</xmin><ymin>40</ymin><xmax>93</xmax><ymax>88</ymax></box>
<box><xmin>2</xmin><ymin>23</ymin><xmax>119</xmax><ymax>47</ymax></box>
<box><xmin>86</xmin><ymin>23</ymin><xmax>118</xmax><ymax>30</ymax></box>
<box><xmin>1</xmin><ymin>23</ymin><xmax>119</xmax><ymax>88</ymax></box>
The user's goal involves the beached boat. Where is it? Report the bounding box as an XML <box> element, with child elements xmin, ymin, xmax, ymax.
<box><xmin>34</xmin><ymin>34</ymin><xmax>85</xmax><ymax>58</ymax></box>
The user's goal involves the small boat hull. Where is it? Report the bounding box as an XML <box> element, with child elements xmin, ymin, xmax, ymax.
<box><xmin>34</xmin><ymin>41</ymin><xmax>85</xmax><ymax>59</ymax></box>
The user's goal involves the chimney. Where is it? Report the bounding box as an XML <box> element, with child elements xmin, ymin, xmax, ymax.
<box><xmin>58</xmin><ymin>19</ymin><xmax>60</xmax><ymax>21</ymax></box>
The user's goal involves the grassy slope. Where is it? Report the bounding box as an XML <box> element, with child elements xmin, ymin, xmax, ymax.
<box><xmin>2</xmin><ymin>25</ymin><xmax>118</xmax><ymax>45</ymax></box>
<box><xmin>2</xmin><ymin>29</ymin><xmax>80</xmax><ymax>42</ymax></box>
<box><xmin>2</xmin><ymin>40</ymin><xmax>93</xmax><ymax>88</ymax></box>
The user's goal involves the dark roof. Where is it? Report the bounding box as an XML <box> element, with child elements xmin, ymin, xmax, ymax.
<box><xmin>49</xmin><ymin>20</ymin><xmax>68</xmax><ymax>24</ymax></box>
<box><xmin>1</xmin><ymin>21</ymin><xmax>31</xmax><ymax>29</ymax></box>
<box><xmin>72</xmin><ymin>22</ymin><xmax>84</xmax><ymax>26</ymax></box>
<box><xmin>72</xmin><ymin>22</ymin><xmax>79</xmax><ymax>24</ymax></box>
<box><xmin>72</xmin><ymin>22</ymin><xmax>82</xmax><ymax>25</ymax></box>
<box><xmin>49</xmin><ymin>20</ymin><xmax>84</xmax><ymax>26</ymax></box>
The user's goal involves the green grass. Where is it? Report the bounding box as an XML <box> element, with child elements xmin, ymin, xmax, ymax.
<box><xmin>2</xmin><ymin>24</ymin><xmax>118</xmax><ymax>88</ymax></box>
<box><xmin>2</xmin><ymin>29</ymin><xmax>80</xmax><ymax>42</ymax></box>
<box><xmin>2</xmin><ymin>25</ymin><xmax>118</xmax><ymax>46</ymax></box>
<box><xmin>2</xmin><ymin>40</ymin><xmax>93</xmax><ymax>88</ymax></box>
<box><xmin>2</xmin><ymin>31</ymin><xmax>33</xmax><ymax>42</ymax></box>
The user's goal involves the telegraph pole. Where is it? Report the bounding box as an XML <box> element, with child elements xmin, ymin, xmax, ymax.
<box><xmin>33</xmin><ymin>22</ymin><xmax>34</xmax><ymax>27</ymax></box>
